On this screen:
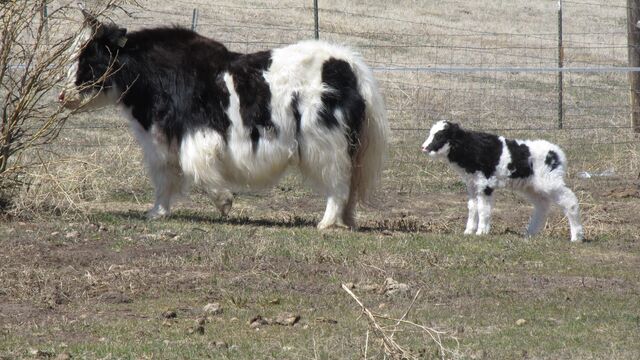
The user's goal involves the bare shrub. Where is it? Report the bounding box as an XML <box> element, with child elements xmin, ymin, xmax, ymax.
<box><xmin>0</xmin><ymin>0</ymin><xmax>134</xmax><ymax>213</ymax></box>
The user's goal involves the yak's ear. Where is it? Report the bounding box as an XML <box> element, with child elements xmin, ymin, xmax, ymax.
<box><xmin>81</xmin><ymin>9</ymin><xmax>98</xmax><ymax>27</ymax></box>
<box><xmin>80</xmin><ymin>6</ymin><xmax>103</xmax><ymax>36</ymax></box>
<box><xmin>116</xmin><ymin>28</ymin><xmax>128</xmax><ymax>48</ymax></box>
<box><xmin>103</xmin><ymin>25</ymin><xmax>127</xmax><ymax>48</ymax></box>
<box><xmin>107</xmin><ymin>27</ymin><xmax>128</xmax><ymax>48</ymax></box>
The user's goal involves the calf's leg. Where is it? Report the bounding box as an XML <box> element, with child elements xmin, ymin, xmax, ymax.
<box><xmin>523</xmin><ymin>191</ymin><xmax>551</xmax><ymax>237</ymax></box>
<box><xmin>464</xmin><ymin>184</ymin><xmax>479</xmax><ymax>234</ymax></box>
<box><xmin>551</xmin><ymin>186</ymin><xmax>584</xmax><ymax>242</ymax></box>
<box><xmin>475</xmin><ymin>192</ymin><xmax>494</xmax><ymax>235</ymax></box>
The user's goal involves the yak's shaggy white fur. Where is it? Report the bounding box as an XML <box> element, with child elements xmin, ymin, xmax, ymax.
<box><xmin>63</xmin><ymin>29</ymin><xmax>389</xmax><ymax>229</ymax></box>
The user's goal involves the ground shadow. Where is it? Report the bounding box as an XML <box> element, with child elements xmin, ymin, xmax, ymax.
<box><xmin>93</xmin><ymin>209</ymin><xmax>432</xmax><ymax>234</ymax></box>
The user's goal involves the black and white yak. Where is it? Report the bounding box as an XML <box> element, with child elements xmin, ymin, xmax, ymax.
<box><xmin>59</xmin><ymin>11</ymin><xmax>389</xmax><ymax>229</ymax></box>
<box><xmin>421</xmin><ymin>120</ymin><xmax>583</xmax><ymax>242</ymax></box>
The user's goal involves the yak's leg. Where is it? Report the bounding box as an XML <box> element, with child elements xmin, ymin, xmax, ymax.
<box><xmin>147</xmin><ymin>162</ymin><xmax>183</xmax><ymax>220</ymax></box>
<box><xmin>299</xmin><ymin>135</ymin><xmax>352</xmax><ymax>230</ymax></box>
<box><xmin>211</xmin><ymin>189</ymin><xmax>234</xmax><ymax>216</ymax></box>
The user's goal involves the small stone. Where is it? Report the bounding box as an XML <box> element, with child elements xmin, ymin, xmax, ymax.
<box><xmin>51</xmin><ymin>231</ymin><xmax>60</xmax><ymax>236</ymax></box>
<box><xmin>160</xmin><ymin>229</ymin><xmax>178</xmax><ymax>239</ymax></box>
<box><xmin>162</xmin><ymin>310</ymin><xmax>177</xmax><ymax>319</ymax></box>
<box><xmin>516</xmin><ymin>318</ymin><xmax>527</xmax><ymax>326</ymax></box>
<box><xmin>274</xmin><ymin>312</ymin><xmax>300</xmax><ymax>326</ymax></box>
<box><xmin>249</xmin><ymin>315</ymin><xmax>269</xmax><ymax>328</ymax></box>
<box><xmin>213</xmin><ymin>341</ymin><xmax>228</xmax><ymax>349</ymax></box>
<box><xmin>65</xmin><ymin>231</ymin><xmax>80</xmax><ymax>239</ymax></box>
<box><xmin>381</xmin><ymin>277</ymin><xmax>410</xmax><ymax>296</ymax></box>
<box><xmin>359</xmin><ymin>284</ymin><xmax>379</xmax><ymax>292</ymax></box>
<box><xmin>29</xmin><ymin>349</ymin><xmax>54</xmax><ymax>357</ymax></box>
<box><xmin>55</xmin><ymin>353</ymin><xmax>72</xmax><ymax>360</ymax></box>
<box><xmin>203</xmin><ymin>302</ymin><xmax>223</xmax><ymax>315</ymax></box>
<box><xmin>315</xmin><ymin>317</ymin><xmax>338</xmax><ymax>324</ymax></box>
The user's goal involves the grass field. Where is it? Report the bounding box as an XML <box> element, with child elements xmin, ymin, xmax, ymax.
<box><xmin>1</xmin><ymin>0</ymin><xmax>640</xmax><ymax>359</ymax></box>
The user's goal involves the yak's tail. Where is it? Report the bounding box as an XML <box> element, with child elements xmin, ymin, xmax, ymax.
<box><xmin>350</xmin><ymin>59</ymin><xmax>390</xmax><ymax>205</ymax></box>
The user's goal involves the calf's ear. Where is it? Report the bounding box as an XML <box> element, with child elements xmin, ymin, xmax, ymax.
<box><xmin>448</xmin><ymin>122</ymin><xmax>462</xmax><ymax>135</ymax></box>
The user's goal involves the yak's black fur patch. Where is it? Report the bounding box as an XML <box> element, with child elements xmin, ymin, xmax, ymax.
<box><xmin>78</xmin><ymin>26</ymin><xmax>234</xmax><ymax>142</ymax></box>
<box><xmin>75</xmin><ymin>26</ymin><xmax>279</xmax><ymax>145</ymax></box>
<box><xmin>228</xmin><ymin>51</ymin><xmax>275</xmax><ymax>151</ymax></box>
<box><xmin>319</xmin><ymin>58</ymin><xmax>365</xmax><ymax>155</ymax></box>
<box><xmin>291</xmin><ymin>92</ymin><xmax>302</xmax><ymax>136</ymax></box>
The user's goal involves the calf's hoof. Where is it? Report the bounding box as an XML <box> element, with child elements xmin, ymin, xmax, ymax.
<box><xmin>146</xmin><ymin>207</ymin><xmax>169</xmax><ymax>220</ymax></box>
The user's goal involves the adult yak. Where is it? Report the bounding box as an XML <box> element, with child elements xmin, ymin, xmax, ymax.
<box><xmin>60</xmin><ymin>11</ymin><xmax>389</xmax><ymax>229</ymax></box>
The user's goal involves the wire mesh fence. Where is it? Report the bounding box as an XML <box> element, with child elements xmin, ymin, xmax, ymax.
<box><xmin>41</xmin><ymin>0</ymin><xmax>638</xmax><ymax>203</ymax></box>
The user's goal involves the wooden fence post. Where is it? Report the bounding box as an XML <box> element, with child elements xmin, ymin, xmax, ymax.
<box><xmin>628</xmin><ymin>0</ymin><xmax>640</xmax><ymax>133</ymax></box>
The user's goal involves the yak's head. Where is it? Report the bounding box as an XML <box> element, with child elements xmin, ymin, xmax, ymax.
<box><xmin>420</xmin><ymin>120</ymin><xmax>460</xmax><ymax>158</ymax></box>
<box><xmin>59</xmin><ymin>8</ymin><xmax>127</xmax><ymax>110</ymax></box>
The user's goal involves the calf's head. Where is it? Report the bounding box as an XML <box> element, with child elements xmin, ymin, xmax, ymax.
<box><xmin>421</xmin><ymin>120</ymin><xmax>459</xmax><ymax>157</ymax></box>
<box><xmin>59</xmin><ymin>9</ymin><xmax>127</xmax><ymax>110</ymax></box>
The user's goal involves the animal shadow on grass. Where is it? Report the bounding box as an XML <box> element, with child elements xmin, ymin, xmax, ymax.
<box><xmin>103</xmin><ymin>209</ymin><xmax>318</xmax><ymax>229</ymax></box>
<box><xmin>95</xmin><ymin>209</ymin><xmax>428</xmax><ymax>234</ymax></box>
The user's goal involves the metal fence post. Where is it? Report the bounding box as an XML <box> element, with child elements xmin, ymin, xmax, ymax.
<box><xmin>628</xmin><ymin>0</ymin><xmax>640</xmax><ymax>133</ymax></box>
<box><xmin>557</xmin><ymin>0</ymin><xmax>564</xmax><ymax>129</ymax></box>
<box><xmin>43</xmin><ymin>3</ymin><xmax>49</xmax><ymax>46</ymax></box>
<box><xmin>191</xmin><ymin>8</ymin><xmax>198</xmax><ymax>31</ymax></box>
<box><xmin>313</xmin><ymin>0</ymin><xmax>319</xmax><ymax>40</ymax></box>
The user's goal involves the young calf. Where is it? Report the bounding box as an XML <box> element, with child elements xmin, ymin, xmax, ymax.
<box><xmin>421</xmin><ymin>120</ymin><xmax>583</xmax><ymax>242</ymax></box>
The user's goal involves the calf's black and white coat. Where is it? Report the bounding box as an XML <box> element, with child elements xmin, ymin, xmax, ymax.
<box><xmin>60</xmin><ymin>11</ymin><xmax>389</xmax><ymax>229</ymax></box>
<box><xmin>421</xmin><ymin>120</ymin><xmax>583</xmax><ymax>242</ymax></box>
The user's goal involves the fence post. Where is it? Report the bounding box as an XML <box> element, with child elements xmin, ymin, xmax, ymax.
<box><xmin>557</xmin><ymin>0</ymin><xmax>564</xmax><ymax>129</ymax></box>
<box><xmin>191</xmin><ymin>8</ymin><xmax>198</xmax><ymax>31</ymax></box>
<box><xmin>43</xmin><ymin>3</ymin><xmax>49</xmax><ymax>46</ymax></box>
<box><xmin>313</xmin><ymin>0</ymin><xmax>319</xmax><ymax>40</ymax></box>
<box><xmin>628</xmin><ymin>0</ymin><xmax>640</xmax><ymax>133</ymax></box>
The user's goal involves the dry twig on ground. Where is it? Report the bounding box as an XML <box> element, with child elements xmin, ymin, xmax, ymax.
<box><xmin>341</xmin><ymin>283</ymin><xmax>459</xmax><ymax>359</ymax></box>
